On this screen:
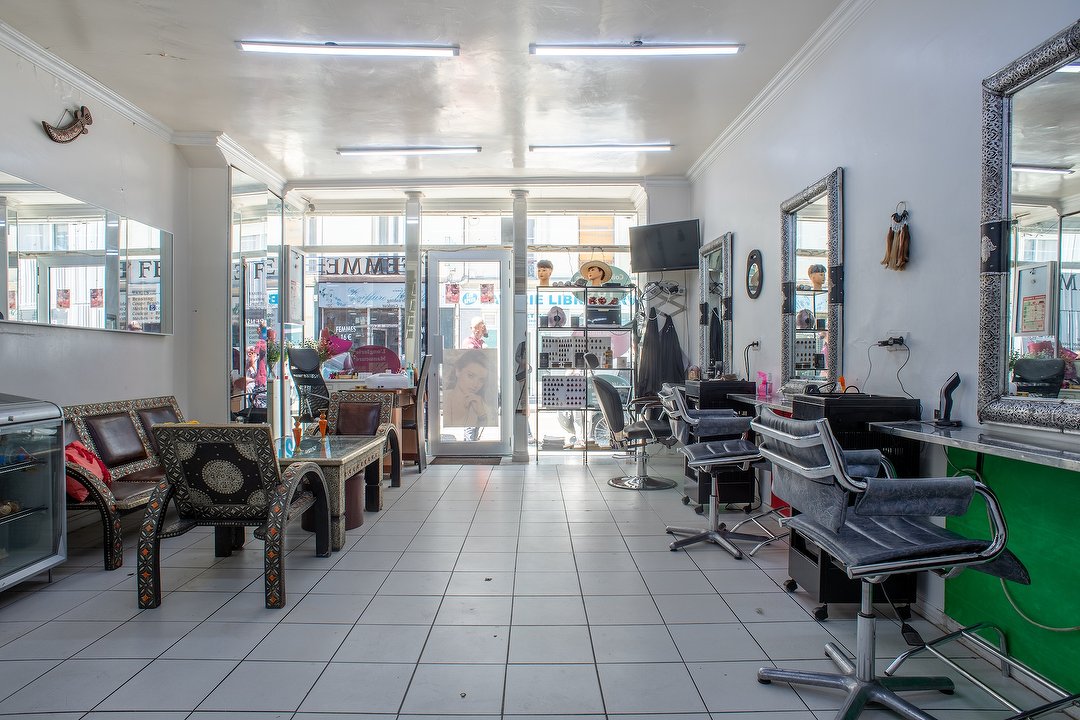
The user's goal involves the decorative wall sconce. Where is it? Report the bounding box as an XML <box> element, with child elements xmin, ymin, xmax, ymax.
<box><xmin>42</xmin><ymin>106</ymin><xmax>93</xmax><ymax>143</ymax></box>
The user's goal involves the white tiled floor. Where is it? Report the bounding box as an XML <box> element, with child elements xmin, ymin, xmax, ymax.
<box><xmin>0</xmin><ymin>452</ymin><xmax>1067</xmax><ymax>719</ymax></box>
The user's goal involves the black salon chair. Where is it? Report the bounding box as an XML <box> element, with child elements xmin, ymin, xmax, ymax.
<box><xmin>750</xmin><ymin>408</ymin><xmax>1030</xmax><ymax>720</ymax></box>
<box><xmin>592</xmin><ymin>375</ymin><xmax>676</xmax><ymax>490</ymax></box>
<box><xmin>289</xmin><ymin>347</ymin><xmax>331</xmax><ymax>423</ymax></box>
<box><xmin>1012</xmin><ymin>357</ymin><xmax>1066</xmax><ymax>398</ymax></box>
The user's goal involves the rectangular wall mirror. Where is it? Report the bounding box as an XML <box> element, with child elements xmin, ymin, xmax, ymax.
<box><xmin>780</xmin><ymin>167</ymin><xmax>843</xmax><ymax>393</ymax></box>
<box><xmin>0</xmin><ymin>169</ymin><xmax>171</xmax><ymax>333</ymax></box>
<box><xmin>699</xmin><ymin>232</ymin><xmax>733</xmax><ymax>375</ymax></box>
<box><xmin>980</xmin><ymin>20</ymin><xmax>1080</xmax><ymax>430</ymax></box>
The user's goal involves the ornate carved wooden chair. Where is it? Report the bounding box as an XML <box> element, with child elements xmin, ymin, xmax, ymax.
<box><xmin>327</xmin><ymin>390</ymin><xmax>401</xmax><ymax>488</ymax></box>
<box><xmin>138</xmin><ymin>423</ymin><xmax>330</xmax><ymax>609</ymax></box>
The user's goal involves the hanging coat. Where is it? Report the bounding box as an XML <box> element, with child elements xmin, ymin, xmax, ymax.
<box><xmin>659</xmin><ymin>313</ymin><xmax>687</xmax><ymax>386</ymax></box>
<box><xmin>709</xmin><ymin>308</ymin><xmax>723</xmax><ymax>370</ymax></box>
<box><xmin>636</xmin><ymin>308</ymin><xmax>662</xmax><ymax>398</ymax></box>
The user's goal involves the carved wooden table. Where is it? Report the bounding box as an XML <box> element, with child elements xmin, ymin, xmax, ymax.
<box><xmin>276</xmin><ymin>435</ymin><xmax>385</xmax><ymax>551</ymax></box>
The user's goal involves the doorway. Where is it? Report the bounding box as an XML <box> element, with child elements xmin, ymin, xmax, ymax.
<box><xmin>426</xmin><ymin>250</ymin><xmax>512</xmax><ymax>457</ymax></box>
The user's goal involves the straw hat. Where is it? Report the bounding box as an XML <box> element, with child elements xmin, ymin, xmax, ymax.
<box><xmin>579</xmin><ymin>259</ymin><xmax>613</xmax><ymax>284</ymax></box>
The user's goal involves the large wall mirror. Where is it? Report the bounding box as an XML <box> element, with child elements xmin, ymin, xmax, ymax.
<box><xmin>979</xmin><ymin>20</ymin><xmax>1080</xmax><ymax>431</ymax></box>
<box><xmin>780</xmin><ymin>167</ymin><xmax>843</xmax><ymax>393</ymax></box>
<box><xmin>699</xmin><ymin>232</ymin><xmax>734</xmax><ymax>375</ymax></box>
<box><xmin>0</xmin><ymin>169</ymin><xmax>171</xmax><ymax>333</ymax></box>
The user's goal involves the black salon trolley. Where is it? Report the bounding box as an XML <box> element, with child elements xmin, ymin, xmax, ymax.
<box><xmin>785</xmin><ymin>393</ymin><xmax>922</xmax><ymax>620</ymax></box>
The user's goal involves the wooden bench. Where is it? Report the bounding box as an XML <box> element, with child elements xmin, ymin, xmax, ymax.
<box><xmin>63</xmin><ymin>396</ymin><xmax>184</xmax><ymax>570</ymax></box>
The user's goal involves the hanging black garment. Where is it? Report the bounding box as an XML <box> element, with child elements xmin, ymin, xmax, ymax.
<box><xmin>636</xmin><ymin>308</ymin><xmax>662</xmax><ymax>398</ymax></box>
<box><xmin>659</xmin><ymin>313</ymin><xmax>687</xmax><ymax>386</ymax></box>
<box><xmin>709</xmin><ymin>308</ymin><xmax>723</xmax><ymax>370</ymax></box>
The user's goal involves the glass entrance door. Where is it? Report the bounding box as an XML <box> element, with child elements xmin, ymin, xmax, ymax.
<box><xmin>426</xmin><ymin>250</ymin><xmax>512</xmax><ymax>457</ymax></box>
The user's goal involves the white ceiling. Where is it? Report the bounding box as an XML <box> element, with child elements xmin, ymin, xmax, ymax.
<box><xmin>0</xmin><ymin>0</ymin><xmax>842</xmax><ymax>192</ymax></box>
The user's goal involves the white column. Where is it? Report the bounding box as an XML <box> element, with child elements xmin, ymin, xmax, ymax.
<box><xmin>511</xmin><ymin>189</ymin><xmax>530</xmax><ymax>462</ymax></box>
<box><xmin>403</xmin><ymin>191</ymin><xmax>422</xmax><ymax>367</ymax></box>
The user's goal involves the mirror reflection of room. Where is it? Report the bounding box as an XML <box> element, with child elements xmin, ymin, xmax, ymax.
<box><xmin>1006</xmin><ymin>60</ymin><xmax>1080</xmax><ymax>400</ymax></box>
<box><xmin>793</xmin><ymin>195</ymin><xmax>829</xmax><ymax>379</ymax></box>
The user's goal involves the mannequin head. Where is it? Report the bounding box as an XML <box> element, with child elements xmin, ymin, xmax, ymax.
<box><xmin>808</xmin><ymin>264</ymin><xmax>827</xmax><ymax>290</ymax></box>
<box><xmin>536</xmin><ymin>259</ymin><xmax>553</xmax><ymax>286</ymax></box>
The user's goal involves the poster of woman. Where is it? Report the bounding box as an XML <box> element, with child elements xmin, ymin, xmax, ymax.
<box><xmin>441</xmin><ymin>348</ymin><xmax>498</xmax><ymax>429</ymax></box>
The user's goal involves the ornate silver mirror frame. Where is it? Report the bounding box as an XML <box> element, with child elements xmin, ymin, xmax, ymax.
<box><xmin>780</xmin><ymin>167</ymin><xmax>844</xmax><ymax>394</ymax></box>
<box><xmin>979</xmin><ymin>21</ymin><xmax>1080</xmax><ymax>431</ymax></box>
<box><xmin>699</xmin><ymin>232</ymin><xmax>734</xmax><ymax>374</ymax></box>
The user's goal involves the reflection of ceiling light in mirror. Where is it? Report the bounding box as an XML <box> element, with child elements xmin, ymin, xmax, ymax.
<box><xmin>1011</xmin><ymin>164</ymin><xmax>1074</xmax><ymax>175</ymax></box>
<box><xmin>1055</xmin><ymin>62</ymin><xmax>1080</xmax><ymax>73</ymax></box>
<box><xmin>529</xmin><ymin>144</ymin><xmax>673</xmax><ymax>153</ymax></box>
<box><xmin>337</xmin><ymin>146</ymin><xmax>481</xmax><ymax>156</ymax></box>
<box><xmin>530</xmin><ymin>43</ymin><xmax>741</xmax><ymax>56</ymax></box>
<box><xmin>237</xmin><ymin>41</ymin><xmax>458</xmax><ymax>57</ymax></box>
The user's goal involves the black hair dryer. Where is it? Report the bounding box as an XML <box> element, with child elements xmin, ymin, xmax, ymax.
<box><xmin>933</xmin><ymin>372</ymin><xmax>962</xmax><ymax>428</ymax></box>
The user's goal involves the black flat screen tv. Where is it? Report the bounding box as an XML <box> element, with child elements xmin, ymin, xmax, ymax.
<box><xmin>628</xmin><ymin>218</ymin><xmax>701</xmax><ymax>273</ymax></box>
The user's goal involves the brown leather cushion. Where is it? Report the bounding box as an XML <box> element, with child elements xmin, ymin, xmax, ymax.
<box><xmin>138</xmin><ymin>406</ymin><xmax>180</xmax><ymax>455</ymax></box>
<box><xmin>124</xmin><ymin>467</ymin><xmax>165</xmax><ymax>483</ymax></box>
<box><xmin>84</xmin><ymin>413</ymin><xmax>149</xmax><ymax>467</ymax></box>
<box><xmin>334</xmin><ymin>402</ymin><xmax>381</xmax><ymax>436</ymax></box>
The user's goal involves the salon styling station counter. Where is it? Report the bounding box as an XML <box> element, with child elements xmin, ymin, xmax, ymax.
<box><xmin>869</xmin><ymin>420</ymin><xmax>1080</xmax><ymax>473</ymax></box>
<box><xmin>684</xmin><ymin>380</ymin><xmax>757</xmax><ymax>411</ymax></box>
<box><xmin>728</xmin><ymin>392</ymin><xmax>793</xmax><ymax>413</ymax></box>
<box><xmin>870</xmin><ymin>420</ymin><xmax>1080</xmax><ymax>695</ymax></box>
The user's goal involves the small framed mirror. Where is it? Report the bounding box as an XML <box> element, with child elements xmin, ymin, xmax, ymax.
<box><xmin>979</xmin><ymin>20</ymin><xmax>1080</xmax><ymax>430</ymax></box>
<box><xmin>700</xmin><ymin>232</ymin><xmax>734</xmax><ymax>375</ymax></box>
<box><xmin>780</xmin><ymin>167</ymin><xmax>844</xmax><ymax>394</ymax></box>
<box><xmin>746</xmin><ymin>249</ymin><xmax>763</xmax><ymax>299</ymax></box>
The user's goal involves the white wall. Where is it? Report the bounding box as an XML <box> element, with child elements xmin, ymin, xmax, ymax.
<box><xmin>0</xmin><ymin>40</ymin><xmax>192</xmax><ymax>410</ymax></box>
<box><xmin>689</xmin><ymin>0</ymin><xmax>1080</xmax><ymax>426</ymax></box>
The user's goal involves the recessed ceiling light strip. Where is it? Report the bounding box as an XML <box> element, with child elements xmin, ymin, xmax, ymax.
<box><xmin>529</xmin><ymin>144</ymin><xmax>673</xmax><ymax>153</ymax></box>
<box><xmin>337</xmin><ymin>146</ymin><xmax>482</xmax><ymax>156</ymax></box>
<box><xmin>238</xmin><ymin>41</ymin><xmax>459</xmax><ymax>57</ymax></box>
<box><xmin>530</xmin><ymin>43</ymin><xmax>741</xmax><ymax>57</ymax></box>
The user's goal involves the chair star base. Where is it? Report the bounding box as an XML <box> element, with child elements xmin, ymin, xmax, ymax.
<box><xmin>666</xmin><ymin>523</ymin><xmax>769</xmax><ymax>559</ymax></box>
<box><xmin>607</xmin><ymin>475</ymin><xmax>677</xmax><ymax>490</ymax></box>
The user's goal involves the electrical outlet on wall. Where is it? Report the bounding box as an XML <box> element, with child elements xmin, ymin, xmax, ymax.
<box><xmin>885</xmin><ymin>330</ymin><xmax>910</xmax><ymax>351</ymax></box>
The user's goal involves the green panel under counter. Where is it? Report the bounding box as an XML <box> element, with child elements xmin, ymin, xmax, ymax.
<box><xmin>944</xmin><ymin>448</ymin><xmax>1080</xmax><ymax>693</ymax></box>
<box><xmin>869</xmin><ymin>421</ymin><xmax>1080</xmax><ymax>692</ymax></box>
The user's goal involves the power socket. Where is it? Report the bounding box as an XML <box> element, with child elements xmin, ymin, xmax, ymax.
<box><xmin>885</xmin><ymin>330</ymin><xmax>909</xmax><ymax>351</ymax></box>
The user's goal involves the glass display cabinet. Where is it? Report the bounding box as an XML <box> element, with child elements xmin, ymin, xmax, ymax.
<box><xmin>0</xmin><ymin>393</ymin><xmax>65</xmax><ymax>590</ymax></box>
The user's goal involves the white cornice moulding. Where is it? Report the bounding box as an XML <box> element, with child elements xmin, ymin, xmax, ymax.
<box><xmin>687</xmin><ymin>0</ymin><xmax>876</xmax><ymax>182</ymax></box>
<box><xmin>173</xmin><ymin>132</ymin><xmax>288</xmax><ymax>195</ymax></box>
<box><xmin>0</xmin><ymin>20</ymin><xmax>173</xmax><ymax>142</ymax></box>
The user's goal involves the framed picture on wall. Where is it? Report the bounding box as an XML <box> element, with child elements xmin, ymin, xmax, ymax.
<box><xmin>1014</xmin><ymin>261</ymin><xmax>1056</xmax><ymax>336</ymax></box>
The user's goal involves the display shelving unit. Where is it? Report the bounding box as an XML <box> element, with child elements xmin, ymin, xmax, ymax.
<box><xmin>792</xmin><ymin>286</ymin><xmax>828</xmax><ymax>380</ymax></box>
<box><xmin>533</xmin><ymin>285</ymin><xmax>636</xmax><ymax>461</ymax></box>
<box><xmin>0</xmin><ymin>393</ymin><xmax>66</xmax><ymax>591</ymax></box>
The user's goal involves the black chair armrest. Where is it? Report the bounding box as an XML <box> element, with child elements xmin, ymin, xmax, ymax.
<box><xmin>855</xmin><ymin>476</ymin><xmax>975</xmax><ymax>517</ymax></box>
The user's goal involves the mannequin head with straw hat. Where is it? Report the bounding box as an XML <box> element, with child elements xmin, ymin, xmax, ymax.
<box><xmin>579</xmin><ymin>259</ymin><xmax>613</xmax><ymax>286</ymax></box>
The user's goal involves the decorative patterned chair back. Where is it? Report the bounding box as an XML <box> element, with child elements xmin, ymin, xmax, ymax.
<box><xmin>288</xmin><ymin>348</ymin><xmax>330</xmax><ymax>421</ymax></box>
<box><xmin>152</xmin><ymin>423</ymin><xmax>281</xmax><ymax>522</ymax></box>
<box><xmin>327</xmin><ymin>391</ymin><xmax>393</xmax><ymax>436</ymax></box>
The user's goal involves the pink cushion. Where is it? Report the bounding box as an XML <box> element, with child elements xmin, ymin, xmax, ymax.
<box><xmin>65</xmin><ymin>441</ymin><xmax>112</xmax><ymax>502</ymax></box>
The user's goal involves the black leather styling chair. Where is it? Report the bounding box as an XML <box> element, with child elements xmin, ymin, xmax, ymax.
<box><xmin>591</xmin><ymin>375</ymin><xmax>676</xmax><ymax>490</ymax></box>
<box><xmin>750</xmin><ymin>408</ymin><xmax>1030</xmax><ymax>720</ymax></box>
<box><xmin>288</xmin><ymin>347</ymin><xmax>331</xmax><ymax>423</ymax></box>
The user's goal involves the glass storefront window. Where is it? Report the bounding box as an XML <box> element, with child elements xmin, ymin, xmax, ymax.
<box><xmin>422</xmin><ymin>214</ymin><xmax>509</xmax><ymax>245</ymax></box>
<box><xmin>309</xmin><ymin>215</ymin><xmax>404</xmax><ymax>247</ymax></box>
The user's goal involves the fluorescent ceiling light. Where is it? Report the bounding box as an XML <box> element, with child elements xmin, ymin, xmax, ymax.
<box><xmin>337</xmin><ymin>146</ymin><xmax>481</xmax><ymax>156</ymax></box>
<box><xmin>530</xmin><ymin>42</ymin><xmax>741</xmax><ymax>57</ymax></box>
<box><xmin>238</xmin><ymin>40</ymin><xmax>458</xmax><ymax>57</ymax></box>
<box><xmin>1011</xmin><ymin>164</ymin><xmax>1074</xmax><ymax>175</ymax></box>
<box><xmin>529</xmin><ymin>143</ymin><xmax>673</xmax><ymax>153</ymax></box>
<box><xmin>1056</xmin><ymin>62</ymin><xmax>1080</xmax><ymax>73</ymax></box>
